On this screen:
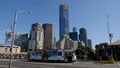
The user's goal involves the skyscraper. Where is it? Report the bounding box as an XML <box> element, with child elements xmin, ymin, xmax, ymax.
<box><xmin>28</xmin><ymin>23</ymin><xmax>44</xmax><ymax>51</ymax></box>
<box><xmin>79</xmin><ymin>28</ymin><xmax>88</xmax><ymax>46</ymax></box>
<box><xmin>43</xmin><ymin>23</ymin><xmax>54</xmax><ymax>49</ymax></box>
<box><xmin>14</xmin><ymin>33</ymin><xmax>28</xmax><ymax>52</ymax></box>
<box><xmin>88</xmin><ymin>39</ymin><xmax>92</xmax><ymax>49</ymax></box>
<box><xmin>69</xmin><ymin>27</ymin><xmax>78</xmax><ymax>41</ymax></box>
<box><xmin>73</xmin><ymin>27</ymin><xmax>77</xmax><ymax>32</ymax></box>
<box><xmin>59</xmin><ymin>4</ymin><xmax>69</xmax><ymax>39</ymax></box>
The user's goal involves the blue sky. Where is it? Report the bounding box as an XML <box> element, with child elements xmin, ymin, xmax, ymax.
<box><xmin>0</xmin><ymin>0</ymin><xmax>120</xmax><ymax>48</ymax></box>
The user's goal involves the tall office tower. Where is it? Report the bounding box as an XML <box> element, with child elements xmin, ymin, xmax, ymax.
<box><xmin>28</xmin><ymin>23</ymin><xmax>44</xmax><ymax>51</ymax></box>
<box><xmin>79</xmin><ymin>28</ymin><xmax>88</xmax><ymax>46</ymax></box>
<box><xmin>59</xmin><ymin>4</ymin><xmax>69</xmax><ymax>38</ymax></box>
<box><xmin>14</xmin><ymin>33</ymin><xmax>28</xmax><ymax>52</ymax></box>
<box><xmin>69</xmin><ymin>27</ymin><xmax>78</xmax><ymax>41</ymax></box>
<box><xmin>73</xmin><ymin>27</ymin><xmax>77</xmax><ymax>32</ymax></box>
<box><xmin>43</xmin><ymin>23</ymin><xmax>54</xmax><ymax>49</ymax></box>
<box><xmin>88</xmin><ymin>39</ymin><xmax>92</xmax><ymax>49</ymax></box>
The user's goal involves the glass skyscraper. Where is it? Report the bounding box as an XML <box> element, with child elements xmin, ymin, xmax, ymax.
<box><xmin>59</xmin><ymin>4</ymin><xmax>69</xmax><ymax>39</ymax></box>
<box><xmin>79</xmin><ymin>28</ymin><xmax>88</xmax><ymax>46</ymax></box>
<box><xmin>69</xmin><ymin>27</ymin><xmax>78</xmax><ymax>41</ymax></box>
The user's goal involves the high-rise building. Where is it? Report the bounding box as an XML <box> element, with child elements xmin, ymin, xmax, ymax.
<box><xmin>88</xmin><ymin>39</ymin><xmax>92</xmax><ymax>49</ymax></box>
<box><xmin>5</xmin><ymin>30</ymin><xmax>28</xmax><ymax>52</ymax></box>
<box><xmin>57</xmin><ymin>35</ymin><xmax>78</xmax><ymax>50</ymax></box>
<box><xmin>73</xmin><ymin>27</ymin><xmax>77</xmax><ymax>32</ymax></box>
<box><xmin>79</xmin><ymin>28</ymin><xmax>88</xmax><ymax>46</ymax></box>
<box><xmin>14</xmin><ymin>33</ymin><xmax>28</xmax><ymax>52</ymax></box>
<box><xmin>59</xmin><ymin>4</ymin><xmax>69</xmax><ymax>39</ymax></box>
<box><xmin>43</xmin><ymin>23</ymin><xmax>54</xmax><ymax>49</ymax></box>
<box><xmin>28</xmin><ymin>23</ymin><xmax>44</xmax><ymax>51</ymax></box>
<box><xmin>69</xmin><ymin>27</ymin><xmax>78</xmax><ymax>41</ymax></box>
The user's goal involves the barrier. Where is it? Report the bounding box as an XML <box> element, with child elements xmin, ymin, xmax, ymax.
<box><xmin>0</xmin><ymin>55</ymin><xmax>28</xmax><ymax>59</ymax></box>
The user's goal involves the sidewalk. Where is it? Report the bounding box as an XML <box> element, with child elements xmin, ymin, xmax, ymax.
<box><xmin>73</xmin><ymin>61</ymin><xmax>120</xmax><ymax>68</ymax></box>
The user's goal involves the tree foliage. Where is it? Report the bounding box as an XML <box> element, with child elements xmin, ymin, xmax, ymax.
<box><xmin>75</xmin><ymin>45</ymin><xmax>94</xmax><ymax>59</ymax></box>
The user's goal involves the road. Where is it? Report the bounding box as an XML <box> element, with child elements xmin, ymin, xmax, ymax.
<box><xmin>0</xmin><ymin>59</ymin><xmax>120</xmax><ymax>68</ymax></box>
<box><xmin>0</xmin><ymin>59</ymin><xmax>87</xmax><ymax>68</ymax></box>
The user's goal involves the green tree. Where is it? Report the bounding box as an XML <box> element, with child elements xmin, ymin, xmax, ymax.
<box><xmin>99</xmin><ymin>42</ymin><xmax>109</xmax><ymax>46</ymax></box>
<box><xmin>75</xmin><ymin>45</ymin><xmax>94</xmax><ymax>60</ymax></box>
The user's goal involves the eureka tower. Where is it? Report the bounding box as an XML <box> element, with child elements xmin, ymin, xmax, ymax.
<box><xmin>59</xmin><ymin>4</ymin><xmax>69</xmax><ymax>38</ymax></box>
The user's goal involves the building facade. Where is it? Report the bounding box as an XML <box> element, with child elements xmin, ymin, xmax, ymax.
<box><xmin>43</xmin><ymin>23</ymin><xmax>54</xmax><ymax>49</ymax></box>
<box><xmin>69</xmin><ymin>32</ymin><xmax>78</xmax><ymax>41</ymax></box>
<box><xmin>79</xmin><ymin>28</ymin><xmax>88</xmax><ymax>46</ymax></box>
<box><xmin>14</xmin><ymin>33</ymin><xmax>28</xmax><ymax>52</ymax></box>
<box><xmin>28</xmin><ymin>23</ymin><xmax>44</xmax><ymax>51</ymax></box>
<box><xmin>73</xmin><ymin>27</ymin><xmax>77</xmax><ymax>32</ymax></box>
<box><xmin>69</xmin><ymin>27</ymin><xmax>78</xmax><ymax>41</ymax></box>
<box><xmin>59</xmin><ymin>4</ymin><xmax>69</xmax><ymax>39</ymax></box>
<box><xmin>5</xmin><ymin>30</ymin><xmax>28</xmax><ymax>52</ymax></box>
<box><xmin>57</xmin><ymin>35</ymin><xmax>78</xmax><ymax>50</ymax></box>
<box><xmin>88</xmin><ymin>39</ymin><xmax>92</xmax><ymax>49</ymax></box>
<box><xmin>95</xmin><ymin>42</ymin><xmax>120</xmax><ymax>60</ymax></box>
<box><xmin>0</xmin><ymin>44</ymin><xmax>21</xmax><ymax>54</ymax></box>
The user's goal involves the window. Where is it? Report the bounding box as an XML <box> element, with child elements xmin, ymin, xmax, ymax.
<box><xmin>15</xmin><ymin>48</ymin><xmax>18</xmax><ymax>53</ymax></box>
<box><xmin>5</xmin><ymin>48</ymin><xmax>8</xmax><ymax>52</ymax></box>
<box><xmin>5</xmin><ymin>48</ymin><xmax>8</xmax><ymax>50</ymax></box>
<box><xmin>58</xmin><ymin>52</ymin><xmax>62</xmax><ymax>56</ymax></box>
<box><xmin>32</xmin><ymin>52</ymin><xmax>35</xmax><ymax>55</ymax></box>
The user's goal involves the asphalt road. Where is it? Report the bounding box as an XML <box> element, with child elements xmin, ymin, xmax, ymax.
<box><xmin>0</xmin><ymin>59</ymin><xmax>120</xmax><ymax>68</ymax></box>
<box><xmin>0</xmin><ymin>59</ymin><xmax>86</xmax><ymax>68</ymax></box>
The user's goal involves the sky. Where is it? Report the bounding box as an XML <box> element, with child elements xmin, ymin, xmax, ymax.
<box><xmin>0</xmin><ymin>0</ymin><xmax>120</xmax><ymax>49</ymax></box>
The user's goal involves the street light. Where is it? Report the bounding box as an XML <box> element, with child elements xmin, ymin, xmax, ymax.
<box><xmin>107</xmin><ymin>15</ymin><xmax>113</xmax><ymax>45</ymax></box>
<box><xmin>107</xmin><ymin>15</ymin><xmax>113</xmax><ymax>59</ymax></box>
<box><xmin>9</xmin><ymin>10</ymin><xmax>31</xmax><ymax>68</ymax></box>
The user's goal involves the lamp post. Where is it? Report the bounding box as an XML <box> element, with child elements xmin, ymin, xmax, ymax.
<box><xmin>107</xmin><ymin>15</ymin><xmax>113</xmax><ymax>45</ymax></box>
<box><xmin>107</xmin><ymin>15</ymin><xmax>113</xmax><ymax>59</ymax></box>
<box><xmin>9</xmin><ymin>10</ymin><xmax>31</xmax><ymax>68</ymax></box>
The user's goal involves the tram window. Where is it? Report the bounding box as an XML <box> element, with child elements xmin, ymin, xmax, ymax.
<box><xmin>58</xmin><ymin>52</ymin><xmax>62</xmax><ymax>56</ymax></box>
<box><xmin>32</xmin><ymin>52</ymin><xmax>35</xmax><ymax>55</ymax></box>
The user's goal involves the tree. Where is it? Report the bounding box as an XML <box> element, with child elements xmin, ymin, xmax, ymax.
<box><xmin>75</xmin><ymin>45</ymin><xmax>94</xmax><ymax>60</ymax></box>
<box><xmin>99</xmin><ymin>42</ymin><xmax>109</xmax><ymax>46</ymax></box>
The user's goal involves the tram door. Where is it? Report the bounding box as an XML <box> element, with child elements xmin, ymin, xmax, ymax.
<box><xmin>42</xmin><ymin>51</ymin><xmax>48</xmax><ymax>62</ymax></box>
<box><xmin>64</xmin><ymin>51</ymin><xmax>72</xmax><ymax>62</ymax></box>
